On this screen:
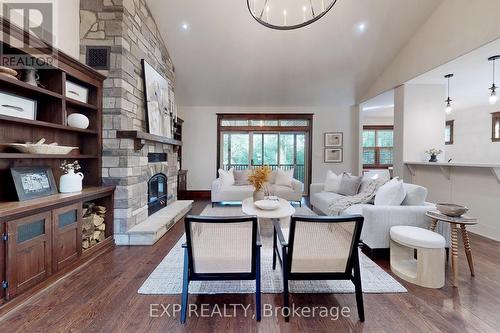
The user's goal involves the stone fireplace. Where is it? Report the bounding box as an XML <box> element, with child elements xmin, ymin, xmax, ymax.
<box><xmin>80</xmin><ymin>0</ymin><xmax>192</xmax><ymax>245</ymax></box>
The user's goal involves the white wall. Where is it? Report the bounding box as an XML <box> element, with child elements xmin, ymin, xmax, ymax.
<box><xmin>402</xmin><ymin>84</ymin><xmax>446</xmax><ymax>163</ymax></box>
<box><xmin>362</xmin><ymin>116</ymin><xmax>394</xmax><ymax>126</ymax></box>
<box><xmin>446</xmin><ymin>105</ymin><xmax>500</xmax><ymax>163</ymax></box>
<box><xmin>1</xmin><ymin>0</ymin><xmax>80</xmax><ymax>58</ymax></box>
<box><xmin>409</xmin><ymin>165</ymin><xmax>500</xmax><ymax>241</ymax></box>
<box><xmin>392</xmin><ymin>84</ymin><xmax>445</xmax><ymax>179</ymax></box>
<box><xmin>180</xmin><ymin>106</ymin><xmax>359</xmax><ymax>190</ymax></box>
<box><xmin>364</xmin><ymin>0</ymin><xmax>500</xmax><ymax>103</ymax></box>
<box><xmin>54</xmin><ymin>0</ymin><xmax>80</xmax><ymax>59</ymax></box>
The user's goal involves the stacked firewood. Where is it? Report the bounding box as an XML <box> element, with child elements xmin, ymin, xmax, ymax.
<box><xmin>82</xmin><ymin>203</ymin><xmax>107</xmax><ymax>250</ymax></box>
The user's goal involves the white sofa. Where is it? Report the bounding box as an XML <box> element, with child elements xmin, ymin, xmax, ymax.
<box><xmin>211</xmin><ymin>178</ymin><xmax>303</xmax><ymax>206</ymax></box>
<box><xmin>310</xmin><ymin>182</ymin><xmax>450</xmax><ymax>251</ymax></box>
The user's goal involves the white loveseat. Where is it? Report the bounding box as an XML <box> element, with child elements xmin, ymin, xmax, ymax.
<box><xmin>211</xmin><ymin>175</ymin><xmax>303</xmax><ymax>206</ymax></box>
<box><xmin>310</xmin><ymin>181</ymin><xmax>450</xmax><ymax>251</ymax></box>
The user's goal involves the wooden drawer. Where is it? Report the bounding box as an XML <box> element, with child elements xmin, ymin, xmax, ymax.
<box><xmin>6</xmin><ymin>211</ymin><xmax>52</xmax><ymax>299</ymax></box>
<box><xmin>52</xmin><ymin>203</ymin><xmax>82</xmax><ymax>272</ymax></box>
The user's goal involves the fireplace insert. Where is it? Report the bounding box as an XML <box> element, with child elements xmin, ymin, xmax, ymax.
<box><xmin>148</xmin><ymin>173</ymin><xmax>168</xmax><ymax>216</ymax></box>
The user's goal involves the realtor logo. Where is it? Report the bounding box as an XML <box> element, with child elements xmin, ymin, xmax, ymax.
<box><xmin>1</xmin><ymin>1</ymin><xmax>56</xmax><ymax>68</ymax></box>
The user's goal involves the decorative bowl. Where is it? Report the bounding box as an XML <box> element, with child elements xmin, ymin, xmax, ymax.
<box><xmin>67</xmin><ymin>113</ymin><xmax>90</xmax><ymax>129</ymax></box>
<box><xmin>8</xmin><ymin>143</ymin><xmax>78</xmax><ymax>155</ymax></box>
<box><xmin>436</xmin><ymin>203</ymin><xmax>468</xmax><ymax>217</ymax></box>
<box><xmin>254</xmin><ymin>200</ymin><xmax>280</xmax><ymax>211</ymax></box>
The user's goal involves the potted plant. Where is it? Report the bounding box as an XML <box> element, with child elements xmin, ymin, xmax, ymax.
<box><xmin>59</xmin><ymin>160</ymin><xmax>84</xmax><ymax>193</ymax></box>
<box><xmin>248</xmin><ymin>166</ymin><xmax>272</xmax><ymax>201</ymax></box>
<box><xmin>425</xmin><ymin>148</ymin><xmax>443</xmax><ymax>162</ymax></box>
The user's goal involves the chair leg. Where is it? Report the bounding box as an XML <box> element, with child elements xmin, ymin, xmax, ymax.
<box><xmin>272</xmin><ymin>230</ymin><xmax>277</xmax><ymax>270</ymax></box>
<box><xmin>255</xmin><ymin>246</ymin><xmax>261</xmax><ymax>322</ymax></box>
<box><xmin>299</xmin><ymin>201</ymin><xmax>302</xmax><ymax>207</ymax></box>
<box><xmin>282</xmin><ymin>248</ymin><xmax>290</xmax><ymax>322</ymax></box>
<box><xmin>353</xmin><ymin>250</ymin><xmax>365</xmax><ymax>322</ymax></box>
<box><xmin>180</xmin><ymin>248</ymin><xmax>190</xmax><ymax>324</ymax></box>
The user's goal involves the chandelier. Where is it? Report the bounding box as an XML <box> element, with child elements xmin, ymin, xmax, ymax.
<box><xmin>247</xmin><ymin>0</ymin><xmax>338</xmax><ymax>30</ymax></box>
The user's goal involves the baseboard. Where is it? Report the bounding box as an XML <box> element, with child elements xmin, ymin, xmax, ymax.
<box><xmin>184</xmin><ymin>190</ymin><xmax>211</xmax><ymax>200</ymax></box>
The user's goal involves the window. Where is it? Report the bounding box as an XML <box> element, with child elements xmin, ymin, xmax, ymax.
<box><xmin>217</xmin><ymin>113</ymin><xmax>313</xmax><ymax>194</ymax></box>
<box><xmin>493</xmin><ymin>112</ymin><xmax>500</xmax><ymax>142</ymax></box>
<box><xmin>445</xmin><ymin>120</ymin><xmax>454</xmax><ymax>145</ymax></box>
<box><xmin>362</xmin><ymin>126</ymin><xmax>393</xmax><ymax>168</ymax></box>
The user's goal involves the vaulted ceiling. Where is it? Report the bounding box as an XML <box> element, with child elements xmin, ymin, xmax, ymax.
<box><xmin>146</xmin><ymin>0</ymin><xmax>443</xmax><ymax>107</ymax></box>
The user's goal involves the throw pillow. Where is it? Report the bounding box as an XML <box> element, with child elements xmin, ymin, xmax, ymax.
<box><xmin>233</xmin><ymin>169</ymin><xmax>250</xmax><ymax>186</ymax></box>
<box><xmin>359</xmin><ymin>170</ymin><xmax>391</xmax><ymax>193</ymax></box>
<box><xmin>374</xmin><ymin>177</ymin><xmax>406</xmax><ymax>206</ymax></box>
<box><xmin>274</xmin><ymin>168</ymin><xmax>294</xmax><ymax>187</ymax></box>
<box><xmin>401</xmin><ymin>183</ymin><xmax>428</xmax><ymax>206</ymax></box>
<box><xmin>324</xmin><ymin>170</ymin><xmax>342</xmax><ymax>192</ymax></box>
<box><xmin>218</xmin><ymin>168</ymin><xmax>235</xmax><ymax>188</ymax></box>
<box><xmin>337</xmin><ymin>173</ymin><xmax>363</xmax><ymax>196</ymax></box>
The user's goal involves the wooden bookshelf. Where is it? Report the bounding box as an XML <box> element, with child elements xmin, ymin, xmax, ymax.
<box><xmin>0</xmin><ymin>18</ymin><xmax>114</xmax><ymax>304</ymax></box>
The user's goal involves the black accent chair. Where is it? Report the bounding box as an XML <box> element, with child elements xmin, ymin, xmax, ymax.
<box><xmin>272</xmin><ymin>214</ymin><xmax>365</xmax><ymax>322</ymax></box>
<box><xmin>181</xmin><ymin>215</ymin><xmax>262</xmax><ymax>323</ymax></box>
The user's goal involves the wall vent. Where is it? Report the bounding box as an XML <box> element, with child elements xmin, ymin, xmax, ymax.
<box><xmin>85</xmin><ymin>46</ymin><xmax>111</xmax><ymax>70</ymax></box>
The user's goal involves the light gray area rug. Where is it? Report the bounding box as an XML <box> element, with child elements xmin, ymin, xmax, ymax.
<box><xmin>138</xmin><ymin>205</ymin><xmax>407</xmax><ymax>295</ymax></box>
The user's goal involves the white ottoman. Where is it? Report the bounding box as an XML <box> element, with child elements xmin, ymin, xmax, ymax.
<box><xmin>390</xmin><ymin>226</ymin><xmax>445</xmax><ymax>288</ymax></box>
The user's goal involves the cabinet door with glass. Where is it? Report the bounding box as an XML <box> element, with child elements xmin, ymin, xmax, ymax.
<box><xmin>52</xmin><ymin>203</ymin><xmax>82</xmax><ymax>272</ymax></box>
<box><xmin>6</xmin><ymin>211</ymin><xmax>52</xmax><ymax>298</ymax></box>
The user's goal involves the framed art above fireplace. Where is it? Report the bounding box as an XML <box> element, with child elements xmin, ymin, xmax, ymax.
<box><xmin>142</xmin><ymin>59</ymin><xmax>173</xmax><ymax>139</ymax></box>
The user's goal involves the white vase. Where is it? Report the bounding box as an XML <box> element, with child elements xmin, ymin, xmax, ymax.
<box><xmin>59</xmin><ymin>169</ymin><xmax>84</xmax><ymax>193</ymax></box>
<box><xmin>67</xmin><ymin>113</ymin><xmax>90</xmax><ymax>129</ymax></box>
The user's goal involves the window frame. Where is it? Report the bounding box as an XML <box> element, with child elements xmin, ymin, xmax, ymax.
<box><xmin>362</xmin><ymin>125</ymin><xmax>394</xmax><ymax>169</ymax></box>
<box><xmin>492</xmin><ymin>112</ymin><xmax>500</xmax><ymax>142</ymax></box>
<box><xmin>216</xmin><ymin>113</ymin><xmax>314</xmax><ymax>195</ymax></box>
<box><xmin>445</xmin><ymin>120</ymin><xmax>454</xmax><ymax>145</ymax></box>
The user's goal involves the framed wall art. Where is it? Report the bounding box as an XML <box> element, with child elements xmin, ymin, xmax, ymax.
<box><xmin>324</xmin><ymin>148</ymin><xmax>343</xmax><ymax>163</ymax></box>
<box><xmin>11</xmin><ymin>166</ymin><xmax>57</xmax><ymax>201</ymax></box>
<box><xmin>324</xmin><ymin>132</ymin><xmax>343</xmax><ymax>147</ymax></box>
<box><xmin>142</xmin><ymin>59</ymin><xmax>173</xmax><ymax>138</ymax></box>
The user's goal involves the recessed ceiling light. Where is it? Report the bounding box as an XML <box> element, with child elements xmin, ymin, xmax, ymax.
<box><xmin>181</xmin><ymin>22</ymin><xmax>189</xmax><ymax>31</ymax></box>
<box><xmin>357</xmin><ymin>22</ymin><xmax>366</xmax><ymax>33</ymax></box>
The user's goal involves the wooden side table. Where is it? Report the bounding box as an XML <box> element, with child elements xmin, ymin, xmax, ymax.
<box><xmin>426</xmin><ymin>210</ymin><xmax>478</xmax><ymax>287</ymax></box>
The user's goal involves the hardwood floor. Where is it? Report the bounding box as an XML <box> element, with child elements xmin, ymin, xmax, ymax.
<box><xmin>1</xmin><ymin>200</ymin><xmax>499</xmax><ymax>332</ymax></box>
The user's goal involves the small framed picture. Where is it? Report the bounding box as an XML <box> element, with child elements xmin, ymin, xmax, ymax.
<box><xmin>324</xmin><ymin>132</ymin><xmax>343</xmax><ymax>147</ymax></box>
<box><xmin>324</xmin><ymin>148</ymin><xmax>343</xmax><ymax>163</ymax></box>
<box><xmin>11</xmin><ymin>167</ymin><xmax>57</xmax><ymax>201</ymax></box>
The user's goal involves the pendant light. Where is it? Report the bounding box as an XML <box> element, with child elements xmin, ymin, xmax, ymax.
<box><xmin>444</xmin><ymin>74</ymin><xmax>454</xmax><ymax>114</ymax></box>
<box><xmin>488</xmin><ymin>55</ymin><xmax>500</xmax><ymax>105</ymax></box>
<box><xmin>247</xmin><ymin>0</ymin><xmax>338</xmax><ymax>30</ymax></box>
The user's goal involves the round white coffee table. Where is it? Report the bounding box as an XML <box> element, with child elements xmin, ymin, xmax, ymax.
<box><xmin>242</xmin><ymin>198</ymin><xmax>295</xmax><ymax>236</ymax></box>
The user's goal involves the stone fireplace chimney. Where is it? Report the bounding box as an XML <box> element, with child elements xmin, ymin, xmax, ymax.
<box><xmin>79</xmin><ymin>0</ymin><xmax>185</xmax><ymax>244</ymax></box>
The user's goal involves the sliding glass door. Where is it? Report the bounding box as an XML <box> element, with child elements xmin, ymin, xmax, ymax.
<box><xmin>217</xmin><ymin>114</ymin><xmax>313</xmax><ymax>195</ymax></box>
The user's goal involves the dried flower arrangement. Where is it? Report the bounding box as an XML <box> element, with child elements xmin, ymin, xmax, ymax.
<box><xmin>425</xmin><ymin>148</ymin><xmax>443</xmax><ymax>156</ymax></box>
<box><xmin>248</xmin><ymin>166</ymin><xmax>272</xmax><ymax>191</ymax></box>
<box><xmin>60</xmin><ymin>160</ymin><xmax>81</xmax><ymax>174</ymax></box>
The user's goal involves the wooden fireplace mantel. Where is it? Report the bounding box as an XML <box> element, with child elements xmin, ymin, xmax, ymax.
<box><xmin>116</xmin><ymin>130</ymin><xmax>183</xmax><ymax>150</ymax></box>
